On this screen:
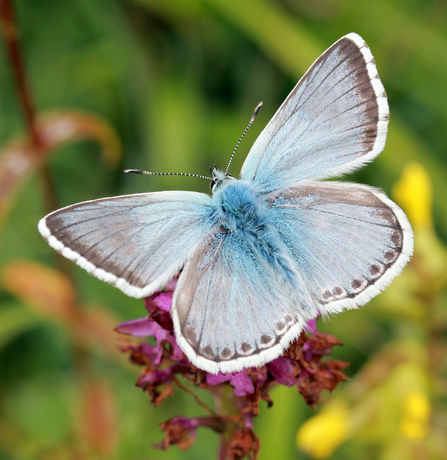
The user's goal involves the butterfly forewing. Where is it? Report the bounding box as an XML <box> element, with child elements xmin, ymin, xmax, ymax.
<box><xmin>241</xmin><ymin>33</ymin><xmax>389</xmax><ymax>191</ymax></box>
<box><xmin>38</xmin><ymin>191</ymin><xmax>214</xmax><ymax>298</ymax></box>
<box><xmin>267</xmin><ymin>181</ymin><xmax>413</xmax><ymax>313</ymax></box>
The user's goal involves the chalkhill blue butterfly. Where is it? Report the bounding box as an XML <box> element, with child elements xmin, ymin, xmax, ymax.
<box><xmin>39</xmin><ymin>33</ymin><xmax>413</xmax><ymax>374</ymax></box>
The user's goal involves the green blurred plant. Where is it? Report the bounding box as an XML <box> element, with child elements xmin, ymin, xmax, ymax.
<box><xmin>0</xmin><ymin>0</ymin><xmax>446</xmax><ymax>459</ymax></box>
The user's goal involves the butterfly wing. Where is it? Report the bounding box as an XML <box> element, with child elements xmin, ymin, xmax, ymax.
<box><xmin>240</xmin><ymin>33</ymin><xmax>389</xmax><ymax>191</ymax></box>
<box><xmin>38</xmin><ymin>191</ymin><xmax>214</xmax><ymax>298</ymax></box>
<box><xmin>171</xmin><ymin>227</ymin><xmax>317</xmax><ymax>374</ymax></box>
<box><xmin>266</xmin><ymin>181</ymin><xmax>413</xmax><ymax>313</ymax></box>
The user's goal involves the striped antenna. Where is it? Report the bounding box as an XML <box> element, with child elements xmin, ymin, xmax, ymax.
<box><xmin>124</xmin><ymin>170</ymin><xmax>213</xmax><ymax>181</ymax></box>
<box><xmin>225</xmin><ymin>101</ymin><xmax>263</xmax><ymax>175</ymax></box>
<box><xmin>125</xmin><ymin>102</ymin><xmax>262</xmax><ymax>181</ymax></box>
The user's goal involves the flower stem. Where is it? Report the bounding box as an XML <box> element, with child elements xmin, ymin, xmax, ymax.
<box><xmin>173</xmin><ymin>376</ymin><xmax>217</xmax><ymax>416</ymax></box>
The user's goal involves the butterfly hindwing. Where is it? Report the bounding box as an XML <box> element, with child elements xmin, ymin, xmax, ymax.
<box><xmin>38</xmin><ymin>191</ymin><xmax>214</xmax><ymax>298</ymax></box>
<box><xmin>171</xmin><ymin>226</ymin><xmax>317</xmax><ymax>374</ymax></box>
<box><xmin>266</xmin><ymin>181</ymin><xmax>413</xmax><ymax>313</ymax></box>
<box><xmin>241</xmin><ymin>33</ymin><xmax>389</xmax><ymax>191</ymax></box>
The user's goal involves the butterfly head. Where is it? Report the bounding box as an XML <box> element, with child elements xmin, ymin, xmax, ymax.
<box><xmin>210</xmin><ymin>167</ymin><xmax>234</xmax><ymax>193</ymax></box>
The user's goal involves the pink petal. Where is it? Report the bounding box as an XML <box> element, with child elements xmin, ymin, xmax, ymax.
<box><xmin>154</xmin><ymin>291</ymin><xmax>174</xmax><ymax>312</ymax></box>
<box><xmin>114</xmin><ymin>317</ymin><xmax>157</xmax><ymax>338</ymax></box>
<box><xmin>267</xmin><ymin>358</ymin><xmax>296</xmax><ymax>387</ymax></box>
<box><xmin>206</xmin><ymin>372</ymin><xmax>232</xmax><ymax>386</ymax></box>
<box><xmin>230</xmin><ymin>372</ymin><xmax>254</xmax><ymax>396</ymax></box>
<box><xmin>306</xmin><ymin>318</ymin><xmax>318</xmax><ymax>334</ymax></box>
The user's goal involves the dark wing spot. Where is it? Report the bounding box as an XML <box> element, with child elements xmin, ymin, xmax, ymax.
<box><xmin>384</xmin><ymin>250</ymin><xmax>398</xmax><ymax>263</ymax></box>
<box><xmin>351</xmin><ymin>279</ymin><xmax>362</xmax><ymax>290</ymax></box>
<box><xmin>351</xmin><ymin>278</ymin><xmax>367</xmax><ymax>295</ymax></box>
<box><xmin>261</xmin><ymin>334</ymin><xmax>272</xmax><ymax>345</ymax></box>
<box><xmin>200</xmin><ymin>346</ymin><xmax>215</xmax><ymax>359</ymax></box>
<box><xmin>220</xmin><ymin>348</ymin><xmax>233</xmax><ymax>359</ymax></box>
<box><xmin>370</xmin><ymin>264</ymin><xmax>382</xmax><ymax>279</ymax></box>
<box><xmin>241</xmin><ymin>343</ymin><xmax>252</xmax><ymax>353</ymax></box>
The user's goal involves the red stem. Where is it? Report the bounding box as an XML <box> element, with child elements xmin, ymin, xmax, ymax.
<box><xmin>0</xmin><ymin>0</ymin><xmax>60</xmax><ymax>215</ymax></box>
<box><xmin>0</xmin><ymin>0</ymin><xmax>43</xmax><ymax>149</ymax></box>
<box><xmin>0</xmin><ymin>0</ymin><xmax>85</xmax><ymax>369</ymax></box>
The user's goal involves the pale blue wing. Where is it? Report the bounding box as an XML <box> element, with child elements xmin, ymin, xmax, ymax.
<box><xmin>171</xmin><ymin>227</ymin><xmax>318</xmax><ymax>374</ymax></box>
<box><xmin>266</xmin><ymin>181</ymin><xmax>413</xmax><ymax>314</ymax></box>
<box><xmin>38</xmin><ymin>191</ymin><xmax>214</xmax><ymax>298</ymax></box>
<box><xmin>240</xmin><ymin>33</ymin><xmax>389</xmax><ymax>191</ymax></box>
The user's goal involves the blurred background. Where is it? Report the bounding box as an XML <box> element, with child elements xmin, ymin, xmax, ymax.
<box><xmin>1</xmin><ymin>0</ymin><xmax>446</xmax><ymax>459</ymax></box>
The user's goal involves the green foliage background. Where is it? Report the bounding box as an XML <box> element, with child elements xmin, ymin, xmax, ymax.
<box><xmin>0</xmin><ymin>0</ymin><xmax>446</xmax><ymax>459</ymax></box>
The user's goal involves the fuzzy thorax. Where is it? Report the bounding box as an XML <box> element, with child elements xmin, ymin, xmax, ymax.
<box><xmin>212</xmin><ymin>177</ymin><xmax>267</xmax><ymax>234</ymax></box>
<box><xmin>211</xmin><ymin>176</ymin><xmax>300</xmax><ymax>288</ymax></box>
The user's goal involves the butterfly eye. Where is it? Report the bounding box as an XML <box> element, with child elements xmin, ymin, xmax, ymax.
<box><xmin>210</xmin><ymin>180</ymin><xmax>223</xmax><ymax>192</ymax></box>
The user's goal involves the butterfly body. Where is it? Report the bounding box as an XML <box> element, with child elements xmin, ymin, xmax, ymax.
<box><xmin>213</xmin><ymin>175</ymin><xmax>313</xmax><ymax>291</ymax></box>
<box><xmin>39</xmin><ymin>33</ymin><xmax>413</xmax><ymax>374</ymax></box>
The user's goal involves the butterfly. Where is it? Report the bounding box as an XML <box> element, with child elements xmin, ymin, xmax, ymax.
<box><xmin>39</xmin><ymin>33</ymin><xmax>413</xmax><ymax>374</ymax></box>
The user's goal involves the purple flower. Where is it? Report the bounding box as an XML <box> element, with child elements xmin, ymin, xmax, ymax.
<box><xmin>267</xmin><ymin>357</ymin><xmax>296</xmax><ymax>387</ymax></box>
<box><xmin>306</xmin><ymin>318</ymin><xmax>318</xmax><ymax>334</ymax></box>
<box><xmin>157</xmin><ymin>415</ymin><xmax>228</xmax><ymax>451</ymax></box>
<box><xmin>206</xmin><ymin>370</ymin><xmax>255</xmax><ymax>397</ymax></box>
<box><xmin>157</xmin><ymin>416</ymin><xmax>198</xmax><ymax>451</ymax></box>
<box><xmin>115</xmin><ymin>283</ymin><xmax>183</xmax><ymax>366</ymax></box>
<box><xmin>115</xmin><ymin>278</ymin><xmax>348</xmax><ymax>457</ymax></box>
<box><xmin>114</xmin><ymin>317</ymin><xmax>158</xmax><ymax>338</ymax></box>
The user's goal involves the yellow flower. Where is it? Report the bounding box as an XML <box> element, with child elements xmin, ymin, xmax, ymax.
<box><xmin>393</xmin><ymin>162</ymin><xmax>447</xmax><ymax>279</ymax></box>
<box><xmin>393</xmin><ymin>162</ymin><xmax>432</xmax><ymax>230</ymax></box>
<box><xmin>400</xmin><ymin>390</ymin><xmax>431</xmax><ymax>440</ymax></box>
<box><xmin>297</xmin><ymin>401</ymin><xmax>349</xmax><ymax>458</ymax></box>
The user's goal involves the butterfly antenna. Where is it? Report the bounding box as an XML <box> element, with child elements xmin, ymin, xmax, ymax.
<box><xmin>225</xmin><ymin>101</ymin><xmax>263</xmax><ymax>175</ymax></box>
<box><xmin>124</xmin><ymin>170</ymin><xmax>213</xmax><ymax>181</ymax></box>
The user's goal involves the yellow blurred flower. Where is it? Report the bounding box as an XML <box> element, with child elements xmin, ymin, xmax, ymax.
<box><xmin>393</xmin><ymin>162</ymin><xmax>432</xmax><ymax>230</ymax></box>
<box><xmin>297</xmin><ymin>401</ymin><xmax>350</xmax><ymax>458</ymax></box>
<box><xmin>400</xmin><ymin>390</ymin><xmax>431</xmax><ymax>440</ymax></box>
<box><xmin>393</xmin><ymin>162</ymin><xmax>447</xmax><ymax>280</ymax></box>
